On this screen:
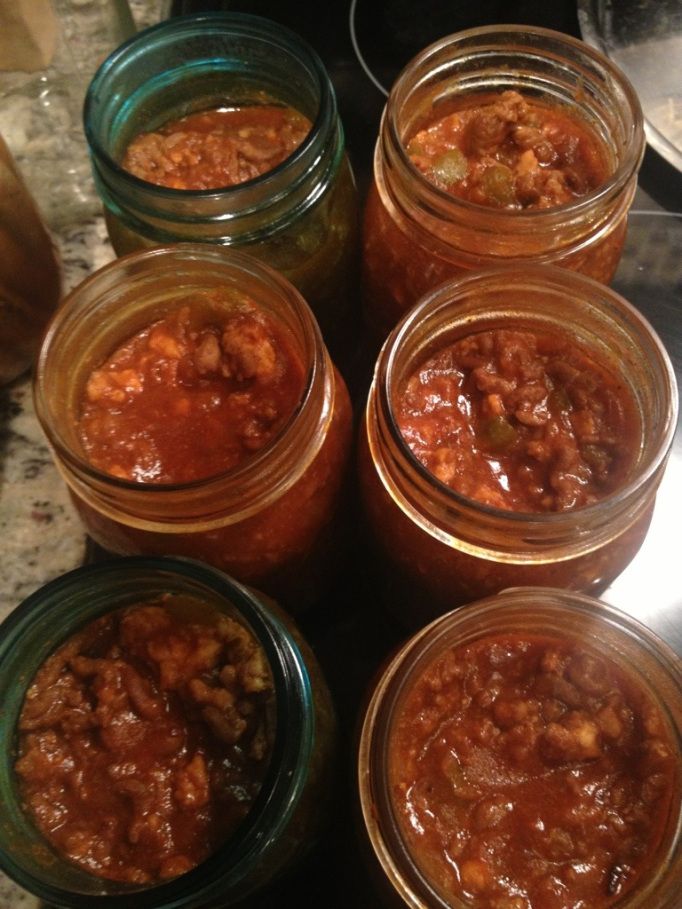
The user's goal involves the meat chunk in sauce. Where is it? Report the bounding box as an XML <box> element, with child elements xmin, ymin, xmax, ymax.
<box><xmin>15</xmin><ymin>599</ymin><xmax>275</xmax><ymax>884</ymax></box>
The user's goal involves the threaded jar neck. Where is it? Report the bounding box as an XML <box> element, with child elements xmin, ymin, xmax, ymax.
<box><xmin>34</xmin><ymin>244</ymin><xmax>334</xmax><ymax>531</ymax></box>
<box><xmin>84</xmin><ymin>12</ymin><xmax>344</xmax><ymax>244</ymax></box>
<box><xmin>367</xmin><ymin>266</ymin><xmax>677</xmax><ymax>562</ymax></box>
<box><xmin>0</xmin><ymin>556</ymin><xmax>317</xmax><ymax>908</ymax></box>
<box><xmin>376</xmin><ymin>25</ymin><xmax>645</xmax><ymax>263</ymax></box>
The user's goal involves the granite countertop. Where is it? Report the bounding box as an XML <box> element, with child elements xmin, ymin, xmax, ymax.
<box><xmin>1</xmin><ymin>220</ymin><xmax>114</xmax><ymax>627</ymax></box>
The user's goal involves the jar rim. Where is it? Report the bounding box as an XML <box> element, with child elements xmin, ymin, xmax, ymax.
<box><xmin>358</xmin><ymin>585</ymin><xmax>682</xmax><ymax>909</ymax></box>
<box><xmin>33</xmin><ymin>244</ymin><xmax>332</xmax><ymax>527</ymax></box>
<box><xmin>0</xmin><ymin>555</ymin><xmax>315</xmax><ymax>907</ymax></box>
<box><xmin>383</xmin><ymin>23</ymin><xmax>645</xmax><ymax>227</ymax></box>
<box><xmin>374</xmin><ymin>264</ymin><xmax>678</xmax><ymax>531</ymax></box>
<box><xmin>83</xmin><ymin>11</ymin><xmax>338</xmax><ymax>214</ymax></box>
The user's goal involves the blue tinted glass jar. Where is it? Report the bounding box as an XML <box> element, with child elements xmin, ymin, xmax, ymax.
<box><xmin>83</xmin><ymin>12</ymin><xmax>359</xmax><ymax>358</ymax></box>
<box><xmin>0</xmin><ymin>556</ymin><xmax>336</xmax><ymax>908</ymax></box>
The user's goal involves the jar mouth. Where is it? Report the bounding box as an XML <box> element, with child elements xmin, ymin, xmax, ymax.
<box><xmin>384</xmin><ymin>24</ymin><xmax>645</xmax><ymax>227</ymax></box>
<box><xmin>34</xmin><ymin>244</ymin><xmax>331</xmax><ymax>525</ymax></box>
<box><xmin>0</xmin><ymin>556</ymin><xmax>315</xmax><ymax>907</ymax></box>
<box><xmin>359</xmin><ymin>587</ymin><xmax>682</xmax><ymax>909</ymax></box>
<box><xmin>83</xmin><ymin>12</ymin><xmax>340</xmax><ymax>233</ymax></box>
<box><xmin>375</xmin><ymin>265</ymin><xmax>677</xmax><ymax>531</ymax></box>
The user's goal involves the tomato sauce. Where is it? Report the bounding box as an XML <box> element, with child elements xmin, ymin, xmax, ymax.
<box><xmin>406</xmin><ymin>90</ymin><xmax>609</xmax><ymax>210</ymax></box>
<box><xmin>78</xmin><ymin>293</ymin><xmax>306</xmax><ymax>484</ymax></box>
<box><xmin>395</xmin><ymin>327</ymin><xmax>639</xmax><ymax>513</ymax></box>
<box><xmin>15</xmin><ymin>599</ymin><xmax>274</xmax><ymax>884</ymax></box>
<box><xmin>390</xmin><ymin>633</ymin><xmax>677</xmax><ymax>908</ymax></box>
<box><xmin>122</xmin><ymin>104</ymin><xmax>311</xmax><ymax>191</ymax></box>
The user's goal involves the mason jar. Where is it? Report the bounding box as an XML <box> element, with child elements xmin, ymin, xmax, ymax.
<box><xmin>357</xmin><ymin>587</ymin><xmax>682</xmax><ymax>909</ymax></box>
<box><xmin>359</xmin><ymin>266</ymin><xmax>677</xmax><ymax>628</ymax></box>
<box><xmin>34</xmin><ymin>244</ymin><xmax>352</xmax><ymax>612</ymax></box>
<box><xmin>83</xmin><ymin>12</ymin><xmax>359</xmax><ymax>358</ymax></box>
<box><xmin>0</xmin><ymin>556</ymin><xmax>336</xmax><ymax>907</ymax></box>
<box><xmin>361</xmin><ymin>25</ymin><xmax>645</xmax><ymax>340</ymax></box>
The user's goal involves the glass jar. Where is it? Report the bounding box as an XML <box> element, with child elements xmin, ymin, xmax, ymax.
<box><xmin>359</xmin><ymin>266</ymin><xmax>677</xmax><ymax>628</ymax></box>
<box><xmin>357</xmin><ymin>587</ymin><xmax>682</xmax><ymax>909</ymax></box>
<box><xmin>0</xmin><ymin>555</ymin><xmax>336</xmax><ymax>907</ymax></box>
<box><xmin>34</xmin><ymin>244</ymin><xmax>352</xmax><ymax>612</ymax></box>
<box><xmin>83</xmin><ymin>12</ymin><xmax>359</xmax><ymax>359</ymax></box>
<box><xmin>0</xmin><ymin>133</ymin><xmax>61</xmax><ymax>384</ymax></box>
<box><xmin>361</xmin><ymin>25</ymin><xmax>645</xmax><ymax>340</ymax></box>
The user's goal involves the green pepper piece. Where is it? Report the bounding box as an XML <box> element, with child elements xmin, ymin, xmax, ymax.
<box><xmin>431</xmin><ymin>148</ymin><xmax>468</xmax><ymax>185</ymax></box>
<box><xmin>482</xmin><ymin>415</ymin><xmax>518</xmax><ymax>451</ymax></box>
<box><xmin>482</xmin><ymin>163</ymin><xmax>516</xmax><ymax>206</ymax></box>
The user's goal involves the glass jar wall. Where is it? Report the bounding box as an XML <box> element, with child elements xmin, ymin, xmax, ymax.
<box><xmin>0</xmin><ymin>134</ymin><xmax>61</xmax><ymax>384</ymax></box>
<box><xmin>361</xmin><ymin>25</ymin><xmax>645</xmax><ymax>341</ymax></box>
<box><xmin>0</xmin><ymin>556</ymin><xmax>336</xmax><ymax>908</ymax></box>
<box><xmin>83</xmin><ymin>12</ymin><xmax>359</xmax><ymax>359</ymax></box>
<box><xmin>33</xmin><ymin>244</ymin><xmax>352</xmax><ymax>612</ymax></box>
<box><xmin>357</xmin><ymin>587</ymin><xmax>682</xmax><ymax>909</ymax></box>
<box><xmin>359</xmin><ymin>266</ymin><xmax>677</xmax><ymax>628</ymax></box>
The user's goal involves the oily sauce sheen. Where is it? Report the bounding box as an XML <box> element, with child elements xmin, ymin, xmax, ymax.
<box><xmin>78</xmin><ymin>293</ymin><xmax>305</xmax><ymax>484</ymax></box>
<box><xmin>390</xmin><ymin>634</ymin><xmax>677</xmax><ymax>909</ymax></box>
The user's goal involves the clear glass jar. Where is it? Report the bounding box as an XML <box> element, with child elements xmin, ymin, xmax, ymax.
<box><xmin>0</xmin><ymin>555</ymin><xmax>336</xmax><ymax>907</ymax></box>
<box><xmin>34</xmin><ymin>244</ymin><xmax>352</xmax><ymax>612</ymax></box>
<box><xmin>361</xmin><ymin>25</ymin><xmax>645</xmax><ymax>340</ymax></box>
<box><xmin>359</xmin><ymin>266</ymin><xmax>677</xmax><ymax>628</ymax></box>
<box><xmin>83</xmin><ymin>12</ymin><xmax>359</xmax><ymax>359</ymax></box>
<box><xmin>357</xmin><ymin>587</ymin><xmax>682</xmax><ymax>909</ymax></box>
<box><xmin>0</xmin><ymin>133</ymin><xmax>61</xmax><ymax>384</ymax></box>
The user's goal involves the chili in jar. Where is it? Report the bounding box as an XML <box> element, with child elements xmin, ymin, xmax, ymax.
<box><xmin>15</xmin><ymin>597</ymin><xmax>274</xmax><ymax>884</ymax></box>
<box><xmin>34</xmin><ymin>246</ymin><xmax>353</xmax><ymax>610</ymax></box>
<box><xmin>361</xmin><ymin>26</ymin><xmax>644</xmax><ymax>341</ymax></box>
<box><xmin>406</xmin><ymin>90</ymin><xmax>608</xmax><ymax>210</ymax></box>
<box><xmin>360</xmin><ymin>267</ymin><xmax>676</xmax><ymax>625</ymax></box>
<box><xmin>84</xmin><ymin>14</ymin><xmax>360</xmax><ymax>364</ymax></box>
<box><xmin>390</xmin><ymin>633</ymin><xmax>677</xmax><ymax>909</ymax></box>
<box><xmin>122</xmin><ymin>104</ymin><xmax>311</xmax><ymax>191</ymax></box>
<box><xmin>78</xmin><ymin>293</ymin><xmax>305</xmax><ymax>484</ymax></box>
<box><xmin>395</xmin><ymin>327</ymin><xmax>639</xmax><ymax>513</ymax></box>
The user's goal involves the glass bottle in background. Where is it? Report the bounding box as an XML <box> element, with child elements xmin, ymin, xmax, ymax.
<box><xmin>0</xmin><ymin>134</ymin><xmax>62</xmax><ymax>384</ymax></box>
<box><xmin>0</xmin><ymin>0</ymin><xmax>135</xmax><ymax>231</ymax></box>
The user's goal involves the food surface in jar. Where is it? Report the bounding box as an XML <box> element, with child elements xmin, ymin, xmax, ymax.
<box><xmin>395</xmin><ymin>327</ymin><xmax>639</xmax><ymax>512</ymax></box>
<box><xmin>122</xmin><ymin>104</ymin><xmax>311</xmax><ymax>190</ymax></box>
<box><xmin>406</xmin><ymin>91</ymin><xmax>609</xmax><ymax>209</ymax></box>
<box><xmin>78</xmin><ymin>292</ymin><xmax>306</xmax><ymax>483</ymax></box>
<box><xmin>15</xmin><ymin>598</ymin><xmax>275</xmax><ymax>884</ymax></box>
<box><xmin>390</xmin><ymin>633</ymin><xmax>678</xmax><ymax>909</ymax></box>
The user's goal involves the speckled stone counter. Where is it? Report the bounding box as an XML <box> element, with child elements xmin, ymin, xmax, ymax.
<box><xmin>1</xmin><ymin>221</ymin><xmax>115</xmax><ymax>623</ymax></box>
